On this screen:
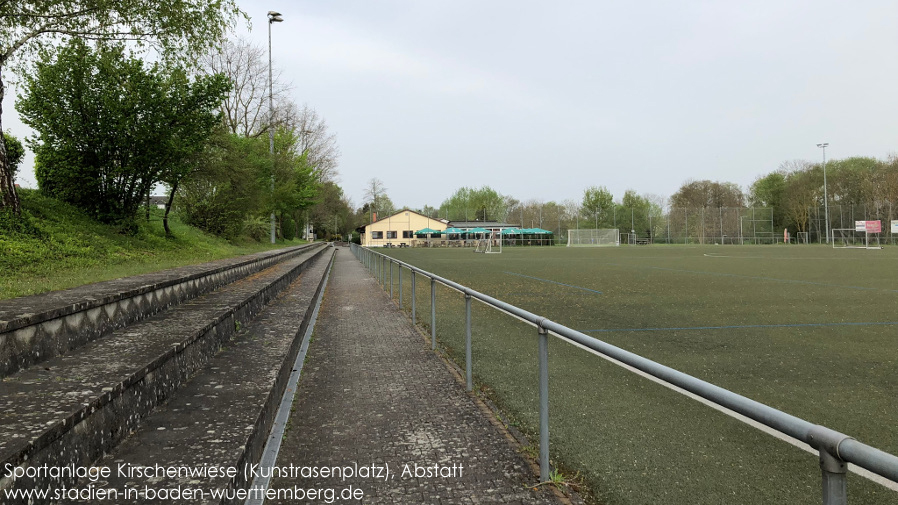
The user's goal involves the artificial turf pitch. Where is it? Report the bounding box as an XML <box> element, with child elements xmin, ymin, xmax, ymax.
<box><xmin>378</xmin><ymin>244</ymin><xmax>898</xmax><ymax>505</ymax></box>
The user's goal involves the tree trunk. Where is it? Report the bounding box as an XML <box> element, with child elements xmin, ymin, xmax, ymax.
<box><xmin>0</xmin><ymin>66</ymin><xmax>22</xmax><ymax>215</ymax></box>
<box><xmin>163</xmin><ymin>182</ymin><xmax>178</xmax><ymax>236</ymax></box>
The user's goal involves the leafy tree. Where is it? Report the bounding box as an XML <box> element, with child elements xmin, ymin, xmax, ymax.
<box><xmin>265</xmin><ymin>127</ymin><xmax>318</xmax><ymax>238</ymax></box>
<box><xmin>17</xmin><ymin>41</ymin><xmax>229</xmax><ymax>229</ymax></box>
<box><xmin>309</xmin><ymin>182</ymin><xmax>353</xmax><ymax>239</ymax></box>
<box><xmin>418</xmin><ymin>205</ymin><xmax>439</xmax><ymax>218</ymax></box>
<box><xmin>781</xmin><ymin>165</ymin><xmax>822</xmax><ymax>233</ymax></box>
<box><xmin>750</xmin><ymin>169</ymin><xmax>788</xmax><ymax>230</ymax></box>
<box><xmin>581</xmin><ymin>186</ymin><xmax>614</xmax><ymax>228</ymax></box>
<box><xmin>825</xmin><ymin>157</ymin><xmax>878</xmax><ymax>208</ymax></box>
<box><xmin>0</xmin><ymin>0</ymin><xmax>245</xmax><ymax>216</ymax></box>
<box><xmin>1</xmin><ymin>132</ymin><xmax>24</xmax><ymax>179</ymax></box>
<box><xmin>617</xmin><ymin>190</ymin><xmax>655</xmax><ymax>235</ymax></box>
<box><xmin>440</xmin><ymin>186</ymin><xmax>505</xmax><ymax>222</ymax></box>
<box><xmin>177</xmin><ymin>129</ymin><xmax>268</xmax><ymax>239</ymax></box>
<box><xmin>671</xmin><ymin>180</ymin><xmax>745</xmax><ymax>209</ymax></box>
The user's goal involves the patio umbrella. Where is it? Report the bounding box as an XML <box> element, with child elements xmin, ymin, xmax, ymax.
<box><xmin>468</xmin><ymin>227</ymin><xmax>489</xmax><ymax>234</ymax></box>
<box><xmin>500</xmin><ymin>228</ymin><xmax>522</xmax><ymax>234</ymax></box>
<box><xmin>415</xmin><ymin>228</ymin><xmax>441</xmax><ymax>235</ymax></box>
<box><xmin>443</xmin><ymin>227</ymin><xmax>464</xmax><ymax>234</ymax></box>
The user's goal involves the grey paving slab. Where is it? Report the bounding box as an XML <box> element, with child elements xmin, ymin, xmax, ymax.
<box><xmin>267</xmin><ymin>249</ymin><xmax>563</xmax><ymax>505</ymax></box>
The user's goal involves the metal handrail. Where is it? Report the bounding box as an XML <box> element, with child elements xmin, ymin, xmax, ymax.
<box><xmin>350</xmin><ymin>243</ymin><xmax>898</xmax><ymax>504</ymax></box>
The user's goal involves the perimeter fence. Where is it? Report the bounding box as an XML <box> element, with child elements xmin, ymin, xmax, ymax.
<box><xmin>565</xmin><ymin>205</ymin><xmax>898</xmax><ymax>245</ymax></box>
<box><xmin>350</xmin><ymin>242</ymin><xmax>898</xmax><ymax>504</ymax></box>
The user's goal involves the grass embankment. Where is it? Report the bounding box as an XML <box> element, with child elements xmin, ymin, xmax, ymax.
<box><xmin>379</xmin><ymin>246</ymin><xmax>898</xmax><ymax>505</ymax></box>
<box><xmin>0</xmin><ymin>189</ymin><xmax>306</xmax><ymax>300</ymax></box>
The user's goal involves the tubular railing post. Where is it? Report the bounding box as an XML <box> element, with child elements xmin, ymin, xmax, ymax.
<box><xmin>399</xmin><ymin>266</ymin><xmax>403</xmax><ymax>309</ymax></box>
<box><xmin>431</xmin><ymin>278</ymin><xmax>436</xmax><ymax>350</ymax></box>
<box><xmin>411</xmin><ymin>272</ymin><xmax>417</xmax><ymax>322</ymax></box>
<box><xmin>390</xmin><ymin>260</ymin><xmax>394</xmax><ymax>300</ymax></box>
<box><xmin>538</xmin><ymin>323</ymin><xmax>550</xmax><ymax>483</ymax></box>
<box><xmin>820</xmin><ymin>450</ymin><xmax>848</xmax><ymax>505</ymax></box>
<box><xmin>465</xmin><ymin>293</ymin><xmax>472</xmax><ymax>392</ymax></box>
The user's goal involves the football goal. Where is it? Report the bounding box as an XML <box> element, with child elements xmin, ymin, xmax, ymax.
<box><xmin>567</xmin><ymin>229</ymin><xmax>620</xmax><ymax>247</ymax></box>
<box><xmin>832</xmin><ymin>229</ymin><xmax>881</xmax><ymax>249</ymax></box>
<box><xmin>474</xmin><ymin>232</ymin><xmax>502</xmax><ymax>254</ymax></box>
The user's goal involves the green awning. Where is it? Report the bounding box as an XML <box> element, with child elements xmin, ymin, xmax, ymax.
<box><xmin>444</xmin><ymin>227</ymin><xmax>464</xmax><ymax>234</ymax></box>
<box><xmin>468</xmin><ymin>227</ymin><xmax>489</xmax><ymax>233</ymax></box>
<box><xmin>415</xmin><ymin>228</ymin><xmax>441</xmax><ymax>235</ymax></box>
<box><xmin>500</xmin><ymin>228</ymin><xmax>522</xmax><ymax>235</ymax></box>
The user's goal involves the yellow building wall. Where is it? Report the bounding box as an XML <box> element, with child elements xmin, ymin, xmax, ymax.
<box><xmin>363</xmin><ymin>211</ymin><xmax>447</xmax><ymax>247</ymax></box>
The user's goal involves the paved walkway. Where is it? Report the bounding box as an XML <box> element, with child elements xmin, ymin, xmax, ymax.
<box><xmin>268</xmin><ymin>249</ymin><xmax>563</xmax><ymax>504</ymax></box>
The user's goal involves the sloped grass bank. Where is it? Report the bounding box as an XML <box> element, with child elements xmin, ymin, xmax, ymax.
<box><xmin>0</xmin><ymin>189</ymin><xmax>305</xmax><ymax>299</ymax></box>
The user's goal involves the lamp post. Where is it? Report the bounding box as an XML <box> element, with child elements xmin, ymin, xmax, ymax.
<box><xmin>268</xmin><ymin>10</ymin><xmax>283</xmax><ymax>244</ymax></box>
<box><xmin>817</xmin><ymin>142</ymin><xmax>830</xmax><ymax>243</ymax></box>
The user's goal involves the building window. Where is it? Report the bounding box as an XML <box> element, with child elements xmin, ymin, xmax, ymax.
<box><xmin>371</xmin><ymin>231</ymin><xmax>383</xmax><ymax>239</ymax></box>
<box><xmin>387</xmin><ymin>231</ymin><xmax>397</xmax><ymax>239</ymax></box>
<box><xmin>403</xmin><ymin>230</ymin><xmax>413</xmax><ymax>238</ymax></box>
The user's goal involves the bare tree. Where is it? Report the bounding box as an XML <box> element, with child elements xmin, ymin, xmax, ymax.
<box><xmin>364</xmin><ymin>178</ymin><xmax>387</xmax><ymax>222</ymax></box>
<box><xmin>201</xmin><ymin>37</ymin><xmax>290</xmax><ymax>138</ymax></box>
<box><xmin>291</xmin><ymin>104</ymin><xmax>341</xmax><ymax>183</ymax></box>
<box><xmin>203</xmin><ymin>40</ymin><xmax>340</xmax><ymax>183</ymax></box>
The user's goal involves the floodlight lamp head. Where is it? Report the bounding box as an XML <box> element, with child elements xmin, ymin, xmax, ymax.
<box><xmin>817</xmin><ymin>142</ymin><xmax>829</xmax><ymax>148</ymax></box>
<box><xmin>268</xmin><ymin>11</ymin><xmax>283</xmax><ymax>22</ymax></box>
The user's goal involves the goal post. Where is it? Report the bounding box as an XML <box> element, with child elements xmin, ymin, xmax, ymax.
<box><xmin>474</xmin><ymin>231</ymin><xmax>502</xmax><ymax>254</ymax></box>
<box><xmin>567</xmin><ymin>229</ymin><xmax>620</xmax><ymax>247</ymax></box>
<box><xmin>832</xmin><ymin>228</ymin><xmax>881</xmax><ymax>249</ymax></box>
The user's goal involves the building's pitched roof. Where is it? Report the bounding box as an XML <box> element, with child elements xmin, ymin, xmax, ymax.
<box><xmin>362</xmin><ymin>209</ymin><xmax>447</xmax><ymax>231</ymax></box>
<box><xmin>448</xmin><ymin>221</ymin><xmax>518</xmax><ymax>229</ymax></box>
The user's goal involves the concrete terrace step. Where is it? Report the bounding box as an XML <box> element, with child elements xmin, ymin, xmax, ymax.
<box><xmin>78</xmin><ymin>247</ymin><xmax>334</xmax><ymax>505</ymax></box>
<box><xmin>0</xmin><ymin>244</ymin><xmax>318</xmax><ymax>378</ymax></box>
<box><xmin>0</xmin><ymin>244</ymin><xmax>329</xmax><ymax>500</ymax></box>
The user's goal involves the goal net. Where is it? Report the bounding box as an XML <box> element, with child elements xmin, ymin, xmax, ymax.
<box><xmin>832</xmin><ymin>229</ymin><xmax>881</xmax><ymax>249</ymax></box>
<box><xmin>567</xmin><ymin>229</ymin><xmax>620</xmax><ymax>247</ymax></box>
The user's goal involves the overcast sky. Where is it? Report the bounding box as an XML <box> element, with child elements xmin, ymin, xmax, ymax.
<box><xmin>5</xmin><ymin>0</ymin><xmax>898</xmax><ymax>210</ymax></box>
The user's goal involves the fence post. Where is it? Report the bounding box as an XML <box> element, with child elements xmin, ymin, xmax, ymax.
<box><xmin>538</xmin><ymin>323</ymin><xmax>549</xmax><ymax>482</ymax></box>
<box><xmin>820</xmin><ymin>450</ymin><xmax>847</xmax><ymax>505</ymax></box>
<box><xmin>412</xmin><ymin>272</ymin><xmax>417</xmax><ymax>322</ymax></box>
<box><xmin>399</xmin><ymin>266</ymin><xmax>403</xmax><ymax>309</ymax></box>
<box><xmin>465</xmin><ymin>293</ymin><xmax>472</xmax><ymax>392</ymax></box>
<box><xmin>431</xmin><ymin>278</ymin><xmax>436</xmax><ymax>350</ymax></box>
<box><xmin>390</xmin><ymin>260</ymin><xmax>394</xmax><ymax>300</ymax></box>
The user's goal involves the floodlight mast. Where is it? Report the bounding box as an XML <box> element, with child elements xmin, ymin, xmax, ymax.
<box><xmin>817</xmin><ymin>142</ymin><xmax>830</xmax><ymax>243</ymax></box>
<box><xmin>268</xmin><ymin>10</ymin><xmax>283</xmax><ymax>244</ymax></box>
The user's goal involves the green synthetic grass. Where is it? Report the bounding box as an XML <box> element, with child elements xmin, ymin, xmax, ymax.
<box><xmin>0</xmin><ymin>189</ymin><xmax>307</xmax><ymax>299</ymax></box>
<box><xmin>377</xmin><ymin>245</ymin><xmax>898</xmax><ymax>505</ymax></box>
